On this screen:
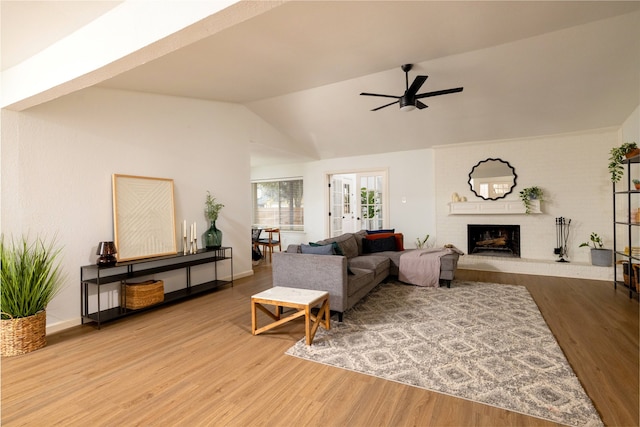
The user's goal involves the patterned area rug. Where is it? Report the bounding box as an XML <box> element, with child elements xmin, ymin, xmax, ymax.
<box><xmin>286</xmin><ymin>281</ymin><xmax>602</xmax><ymax>427</ymax></box>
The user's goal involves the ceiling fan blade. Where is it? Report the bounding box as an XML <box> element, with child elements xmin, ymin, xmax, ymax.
<box><xmin>415</xmin><ymin>87</ymin><xmax>463</xmax><ymax>99</ymax></box>
<box><xmin>360</xmin><ymin>92</ymin><xmax>400</xmax><ymax>99</ymax></box>
<box><xmin>372</xmin><ymin>100</ymin><xmax>399</xmax><ymax>111</ymax></box>
<box><xmin>416</xmin><ymin>101</ymin><xmax>428</xmax><ymax>110</ymax></box>
<box><xmin>406</xmin><ymin>75</ymin><xmax>427</xmax><ymax>97</ymax></box>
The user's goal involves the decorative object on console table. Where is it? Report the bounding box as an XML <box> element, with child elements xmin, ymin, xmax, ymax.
<box><xmin>608</xmin><ymin>141</ymin><xmax>638</xmax><ymax>183</ymax></box>
<box><xmin>205</xmin><ymin>221</ymin><xmax>222</xmax><ymax>249</ymax></box>
<box><xmin>112</xmin><ymin>174</ymin><xmax>177</xmax><ymax>261</ymax></box>
<box><xmin>0</xmin><ymin>235</ymin><xmax>64</xmax><ymax>356</ymax></box>
<box><xmin>204</xmin><ymin>191</ymin><xmax>224</xmax><ymax>249</ymax></box>
<box><xmin>122</xmin><ymin>280</ymin><xmax>164</xmax><ymax>310</ymax></box>
<box><xmin>96</xmin><ymin>241</ymin><xmax>117</xmax><ymax>266</ymax></box>
<box><xmin>579</xmin><ymin>232</ymin><xmax>613</xmax><ymax>267</ymax></box>
<box><xmin>518</xmin><ymin>186</ymin><xmax>544</xmax><ymax>214</ymax></box>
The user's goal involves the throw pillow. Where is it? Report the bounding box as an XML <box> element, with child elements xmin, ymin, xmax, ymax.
<box><xmin>362</xmin><ymin>235</ymin><xmax>397</xmax><ymax>253</ymax></box>
<box><xmin>310</xmin><ymin>241</ymin><xmax>344</xmax><ymax>256</ymax></box>
<box><xmin>366</xmin><ymin>229</ymin><xmax>395</xmax><ymax>235</ymax></box>
<box><xmin>300</xmin><ymin>244</ymin><xmax>334</xmax><ymax>255</ymax></box>
<box><xmin>310</xmin><ymin>241</ymin><xmax>354</xmax><ymax>275</ymax></box>
<box><xmin>364</xmin><ymin>232</ymin><xmax>405</xmax><ymax>251</ymax></box>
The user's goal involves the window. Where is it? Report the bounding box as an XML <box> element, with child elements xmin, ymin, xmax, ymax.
<box><xmin>252</xmin><ymin>179</ymin><xmax>303</xmax><ymax>231</ymax></box>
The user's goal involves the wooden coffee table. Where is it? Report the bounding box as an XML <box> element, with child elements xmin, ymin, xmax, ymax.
<box><xmin>251</xmin><ymin>287</ymin><xmax>330</xmax><ymax>345</ymax></box>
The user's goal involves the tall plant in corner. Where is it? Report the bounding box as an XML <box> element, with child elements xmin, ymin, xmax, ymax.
<box><xmin>609</xmin><ymin>142</ymin><xmax>638</xmax><ymax>183</ymax></box>
<box><xmin>1</xmin><ymin>235</ymin><xmax>65</xmax><ymax>356</ymax></box>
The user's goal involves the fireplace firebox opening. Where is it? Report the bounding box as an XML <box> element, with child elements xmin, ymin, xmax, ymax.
<box><xmin>467</xmin><ymin>224</ymin><xmax>520</xmax><ymax>258</ymax></box>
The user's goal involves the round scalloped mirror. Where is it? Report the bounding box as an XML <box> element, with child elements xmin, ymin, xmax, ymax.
<box><xmin>468</xmin><ymin>158</ymin><xmax>517</xmax><ymax>200</ymax></box>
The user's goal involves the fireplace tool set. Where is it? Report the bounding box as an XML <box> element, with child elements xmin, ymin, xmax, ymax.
<box><xmin>555</xmin><ymin>217</ymin><xmax>571</xmax><ymax>262</ymax></box>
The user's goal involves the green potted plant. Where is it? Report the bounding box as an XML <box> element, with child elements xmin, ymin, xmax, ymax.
<box><xmin>519</xmin><ymin>186</ymin><xmax>544</xmax><ymax>214</ymax></box>
<box><xmin>633</xmin><ymin>179</ymin><xmax>640</xmax><ymax>190</ymax></box>
<box><xmin>415</xmin><ymin>234</ymin><xmax>430</xmax><ymax>249</ymax></box>
<box><xmin>608</xmin><ymin>142</ymin><xmax>638</xmax><ymax>183</ymax></box>
<box><xmin>204</xmin><ymin>191</ymin><xmax>224</xmax><ymax>249</ymax></box>
<box><xmin>0</xmin><ymin>235</ymin><xmax>64</xmax><ymax>356</ymax></box>
<box><xmin>579</xmin><ymin>232</ymin><xmax>613</xmax><ymax>267</ymax></box>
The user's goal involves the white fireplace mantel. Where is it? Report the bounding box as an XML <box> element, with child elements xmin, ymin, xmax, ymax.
<box><xmin>449</xmin><ymin>199</ymin><xmax>540</xmax><ymax>215</ymax></box>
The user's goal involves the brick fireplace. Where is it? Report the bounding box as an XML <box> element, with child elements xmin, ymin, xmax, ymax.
<box><xmin>467</xmin><ymin>224</ymin><xmax>521</xmax><ymax>258</ymax></box>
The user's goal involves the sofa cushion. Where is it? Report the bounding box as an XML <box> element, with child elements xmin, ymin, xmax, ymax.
<box><xmin>300</xmin><ymin>243</ymin><xmax>334</xmax><ymax>255</ymax></box>
<box><xmin>311</xmin><ymin>241</ymin><xmax>344</xmax><ymax>256</ymax></box>
<box><xmin>318</xmin><ymin>233</ymin><xmax>359</xmax><ymax>259</ymax></box>
<box><xmin>349</xmin><ymin>255</ymin><xmax>390</xmax><ymax>276</ymax></box>
<box><xmin>309</xmin><ymin>241</ymin><xmax>355</xmax><ymax>275</ymax></box>
<box><xmin>354</xmin><ymin>230</ymin><xmax>367</xmax><ymax>255</ymax></box>
<box><xmin>364</xmin><ymin>232</ymin><xmax>405</xmax><ymax>251</ymax></box>
<box><xmin>347</xmin><ymin>267</ymin><xmax>375</xmax><ymax>297</ymax></box>
<box><xmin>362</xmin><ymin>235</ymin><xmax>397</xmax><ymax>253</ymax></box>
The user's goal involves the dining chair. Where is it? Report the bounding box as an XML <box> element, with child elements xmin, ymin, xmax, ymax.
<box><xmin>257</xmin><ymin>228</ymin><xmax>281</xmax><ymax>262</ymax></box>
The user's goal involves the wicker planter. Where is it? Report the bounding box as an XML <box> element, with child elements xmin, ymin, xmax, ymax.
<box><xmin>1</xmin><ymin>310</ymin><xmax>47</xmax><ymax>357</ymax></box>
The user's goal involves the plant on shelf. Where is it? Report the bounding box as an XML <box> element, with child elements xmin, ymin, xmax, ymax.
<box><xmin>415</xmin><ymin>234</ymin><xmax>430</xmax><ymax>249</ymax></box>
<box><xmin>579</xmin><ymin>232</ymin><xmax>613</xmax><ymax>267</ymax></box>
<box><xmin>608</xmin><ymin>142</ymin><xmax>638</xmax><ymax>183</ymax></box>
<box><xmin>579</xmin><ymin>232</ymin><xmax>604</xmax><ymax>249</ymax></box>
<box><xmin>633</xmin><ymin>179</ymin><xmax>640</xmax><ymax>190</ymax></box>
<box><xmin>518</xmin><ymin>186</ymin><xmax>544</xmax><ymax>214</ymax></box>
<box><xmin>0</xmin><ymin>235</ymin><xmax>65</xmax><ymax>356</ymax></box>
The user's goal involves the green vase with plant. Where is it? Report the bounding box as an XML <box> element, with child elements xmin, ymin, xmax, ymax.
<box><xmin>0</xmin><ymin>235</ymin><xmax>65</xmax><ymax>356</ymax></box>
<box><xmin>519</xmin><ymin>186</ymin><xmax>544</xmax><ymax>214</ymax></box>
<box><xmin>204</xmin><ymin>191</ymin><xmax>224</xmax><ymax>249</ymax></box>
<box><xmin>608</xmin><ymin>142</ymin><xmax>638</xmax><ymax>183</ymax></box>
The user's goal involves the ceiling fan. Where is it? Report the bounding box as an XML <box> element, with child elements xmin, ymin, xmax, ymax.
<box><xmin>360</xmin><ymin>64</ymin><xmax>463</xmax><ymax>112</ymax></box>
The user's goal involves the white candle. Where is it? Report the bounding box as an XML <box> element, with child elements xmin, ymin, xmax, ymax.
<box><xmin>194</xmin><ymin>222</ymin><xmax>197</xmax><ymax>238</ymax></box>
<box><xmin>190</xmin><ymin>224</ymin><xmax>194</xmax><ymax>242</ymax></box>
<box><xmin>183</xmin><ymin>220</ymin><xmax>187</xmax><ymax>238</ymax></box>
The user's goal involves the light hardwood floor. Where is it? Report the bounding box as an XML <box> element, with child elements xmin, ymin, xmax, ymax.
<box><xmin>2</xmin><ymin>265</ymin><xmax>638</xmax><ymax>426</ymax></box>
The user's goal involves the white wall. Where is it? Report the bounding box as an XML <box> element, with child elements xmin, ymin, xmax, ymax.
<box><xmin>254</xmin><ymin>126</ymin><xmax>634</xmax><ymax>281</ymax></box>
<box><xmin>622</xmin><ymin>105</ymin><xmax>639</xmax><ymax>144</ymax></box>
<box><xmin>1</xmin><ymin>87</ymin><xmax>264</xmax><ymax>331</ymax></box>
<box><xmin>252</xmin><ymin>149</ymin><xmax>438</xmax><ymax>249</ymax></box>
<box><xmin>434</xmin><ymin>128</ymin><xmax>620</xmax><ymax>279</ymax></box>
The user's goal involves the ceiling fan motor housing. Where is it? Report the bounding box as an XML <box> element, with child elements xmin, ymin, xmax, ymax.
<box><xmin>399</xmin><ymin>95</ymin><xmax>416</xmax><ymax>111</ymax></box>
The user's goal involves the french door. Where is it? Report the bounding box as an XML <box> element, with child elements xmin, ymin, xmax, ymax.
<box><xmin>328</xmin><ymin>170</ymin><xmax>388</xmax><ymax>237</ymax></box>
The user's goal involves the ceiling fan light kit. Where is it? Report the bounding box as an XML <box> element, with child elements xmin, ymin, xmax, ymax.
<box><xmin>361</xmin><ymin>64</ymin><xmax>463</xmax><ymax>112</ymax></box>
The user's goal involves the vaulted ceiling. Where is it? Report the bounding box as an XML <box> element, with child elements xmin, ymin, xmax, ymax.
<box><xmin>3</xmin><ymin>1</ymin><xmax>640</xmax><ymax>166</ymax></box>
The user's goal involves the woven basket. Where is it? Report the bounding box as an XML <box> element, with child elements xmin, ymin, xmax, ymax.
<box><xmin>1</xmin><ymin>310</ymin><xmax>47</xmax><ymax>357</ymax></box>
<box><xmin>122</xmin><ymin>280</ymin><xmax>164</xmax><ymax>310</ymax></box>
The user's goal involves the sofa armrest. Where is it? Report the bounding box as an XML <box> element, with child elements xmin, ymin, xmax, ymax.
<box><xmin>272</xmin><ymin>252</ymin><xmax>349</xmax><ymax>313</ymax></box>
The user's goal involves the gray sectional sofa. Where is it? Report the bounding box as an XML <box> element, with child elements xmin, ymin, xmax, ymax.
<box><xmin>272</xmin><ymin>230</ymin><xmax>459</xmax><ymax>321</ymax></box>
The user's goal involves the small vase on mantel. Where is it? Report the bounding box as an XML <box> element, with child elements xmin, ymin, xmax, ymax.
<box><xmin>205</xmin><ymin>220</ymin><xmax>222</xmax><ymax>249</ymax></box>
